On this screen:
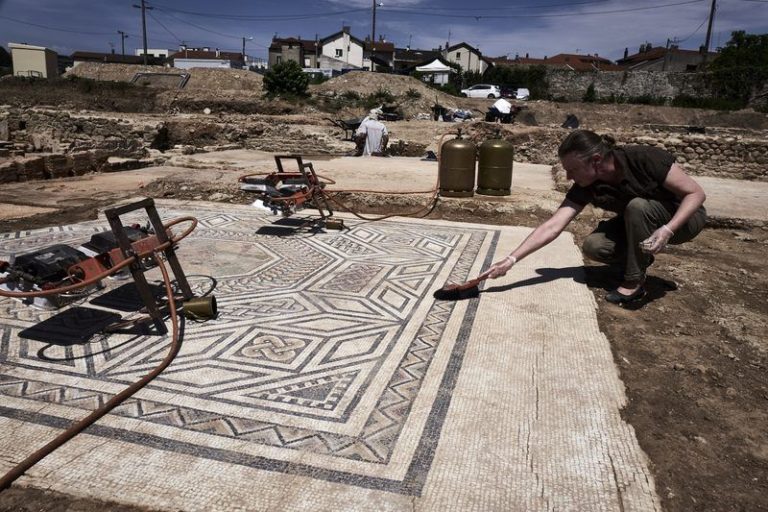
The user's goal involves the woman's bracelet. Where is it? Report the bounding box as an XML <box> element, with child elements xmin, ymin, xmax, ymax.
<box><xmin>661</xmin><ymin>224</ymin><xmax>675</xmax><ymax>236</ymax></box>
<box><xmin>505</xmin><ymin>255</ymin><xmax>517</xmax><ymax>265</ymax></box>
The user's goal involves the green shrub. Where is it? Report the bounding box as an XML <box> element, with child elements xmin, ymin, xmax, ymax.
<box><xmin>405</xmin><ymin>87</ymin><xmax>421</xmax><ymax>100</ymax></box>
<box><xmin>583</xmin><ymin>83</ymin><xmax>597</xmax><ymax>103</ymax></box>
<box><xmin>363</xmin><ymin>87</ymin><xmax>395</xmax><ymax>109</ymax></box>
<box><xmin>671</xmin><ymin>94</ymin><xmax>745</xmax><ymax>110</ymax></box>
<box><xmin>436</xmin><ymin>83</ymin><xmax>459</xmax><ymax>96</ymax></box>
<box><xmin>482</xmin><ymin>64</ymin><xmax>549</xmax><ymax>100</ymax></box>
<box><xmin>263</xmin><ymin>60</ymin><xmax>309</xmax><ymax>96</ymax></box>
<box><xmin>625</xmin><ymin>94</ymin><xmax>666</xmax><ymax>106</ymax></box>
<box><xmin>341</xmin><ymin>90</ymin><xmax>361</xmax><ymax>101</ymax></box>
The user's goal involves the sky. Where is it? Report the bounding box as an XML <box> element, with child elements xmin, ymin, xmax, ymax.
<box><xmin>1</xmin><ymin>0</ymin><xmax>766</xmax><ymax>63</ymax></box>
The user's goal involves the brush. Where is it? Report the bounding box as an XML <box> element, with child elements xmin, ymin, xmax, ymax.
<box><xmin>433</xmin><ymin>272</ymin><xmax>491</xmax><ymax>301</ymax></box>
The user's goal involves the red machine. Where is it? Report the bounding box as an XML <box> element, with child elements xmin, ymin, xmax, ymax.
<box><xmin>239</xmin><ymin>155</ymin><xmax>343</xmax><ymax>229</ymax></box>
<box><xmin>0</xmin><ymin>198</ymin><xmax>194</xmax><ymax>333</ymax></box>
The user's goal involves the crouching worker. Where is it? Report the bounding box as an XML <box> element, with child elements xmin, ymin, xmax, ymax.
<box><xmin>486</xmin><ymin>98</ymin><xmax>514</xmax><ymax>123</ymax></box>
<box><xmin>484</xmin><ymin>129</ymin><xmax>707</xmax><ymax>305</ymax></box>
<box><xmin>354</xmin><ymin>110</ymin><xmax>389</xmax><ymax>156</ymax></box>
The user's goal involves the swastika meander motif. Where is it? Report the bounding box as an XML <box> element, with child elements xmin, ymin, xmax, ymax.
<box><xmin>0</xmin><ymin>202</ymin><xmax>498</xmax><ymax>495</ymax></box>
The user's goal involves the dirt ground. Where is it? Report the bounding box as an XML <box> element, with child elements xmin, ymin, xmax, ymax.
<box><xmin>0</xmin><ymin>178</ymin><xmax>766</xmax><ymax>512</ymax></box>
<box><xmin>0</xmin><ymin>68</ymin><xmax>767</xmax><ymax>510</ymax></box>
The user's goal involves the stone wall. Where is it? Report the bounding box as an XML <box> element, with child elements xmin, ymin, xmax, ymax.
<box><xmin>546</xmin><ymin>69</ymin><xmax>710</xmax><ymax>102</ymax></box>
<box><xmin>547</xmin><ymin>126</ymin><xmax>768</xmax><ymax>192</ymax></box>
<box><xmin>625</xmin><ymin>132</ymin><xmax>768</xmax><ymax>180</ymax></box>
<box><xmin>0</xmin><ymin>107</ymin><xmax>158</xmax><ymax>183</ymax></box>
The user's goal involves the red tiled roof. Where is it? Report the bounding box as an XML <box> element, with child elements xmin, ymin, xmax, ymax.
<box><xmin>617</xmin><ymin>47</ymin><xmax>714</xmax><ymax>66</ymax></box>
<box><xmin>543</xmin><ymin>54</ymin><xmax>621</xmax><ymax>71</ymax></box>
<box><xmin>365</xmin><ymin>41</ymin><xmax>395</xmax><ymax>52</ymax></box>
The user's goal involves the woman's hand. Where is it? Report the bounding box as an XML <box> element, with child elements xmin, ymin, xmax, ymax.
<box><xmin>640</xmin><ymin>225</ymin><xmax>674</xmax><ymax>254</ymax></box>
<box><xmin>485</xmin><ymin>255</ymin><xmax>517</xmax><ymax>279</ymax></box>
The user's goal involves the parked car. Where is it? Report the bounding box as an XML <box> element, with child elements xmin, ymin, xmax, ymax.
<box><xmin>501</xmin><ymin>86</ymin><xmax>530</xmax><ymax>100</ymax></box>
<box><xmin>460</xmin><ymin>84</ymin><xmax>501</xmax><ymax>99</ymax></box>
<box><xmin>515</xmin><ymin>87</ymin><xmax>531</xmax><ymax>100</ymax></box>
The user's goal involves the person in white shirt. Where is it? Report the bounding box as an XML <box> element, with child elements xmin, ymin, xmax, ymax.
<box><xmin>492</xmin><ymin>98</ymin><xmax>512</xmax><ymax>115</ymax></box>
<box><xmin>486</xmin><ymin>98</ymin><xmax>514</xmax><ymax>123</ymax></box>
<box><xmin>354</xmin><ymin>110</ymin><xmax>389</xmax><ymax>156</ymax></box>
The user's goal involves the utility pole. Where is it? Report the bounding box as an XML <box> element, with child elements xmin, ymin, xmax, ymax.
<box><xmin>701</xmin><ymin>0</ymin><xmax>717</xmax><ymax>65</ymax></box>
<box><xmin>117</xmin><ymin>30</ymin><xmax>128</xmax><ymax>56</ymax></box>
<box><xmin>371</xmin><ymin>0</ymin><xmax>377</xmax><ymax>52</ymax></box>
<box><xmin>242</xmin><ymin>36</ymin><xmax>253</xmax><ymax>69</ymax></box>
<box><xmin>133</xmin><ymin>0</ymin><xmax>153</xmax><ymax>65</ymax></box>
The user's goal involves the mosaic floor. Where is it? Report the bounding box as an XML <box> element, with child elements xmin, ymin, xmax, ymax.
<box><xmin>0</xmin><ymin>200</ymin><xmax>660</xmax><ymax>511</ymax></box>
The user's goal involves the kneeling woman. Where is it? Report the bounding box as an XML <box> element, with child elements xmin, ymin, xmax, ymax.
<box><xmin>486</xmin><ymin>129</ymin><xmax>707</xmax><ymax>304</ymax></box>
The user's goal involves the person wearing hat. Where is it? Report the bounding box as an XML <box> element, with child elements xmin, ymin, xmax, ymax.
<box><xmin>354</xmin><ymin>109</ymin><xmax>389</xmax><ymax>156</ymax></box>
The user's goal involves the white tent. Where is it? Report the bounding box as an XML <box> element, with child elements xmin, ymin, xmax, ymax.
<box><xmin>415</xmin><ymin>58</ymin><xmax>453</xmax><ymax>85</ymax></box>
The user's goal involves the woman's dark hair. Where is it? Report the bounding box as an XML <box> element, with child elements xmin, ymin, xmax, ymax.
<box><xmin>558</xmin><ymin>129</ymin><xmax>616</xmax><ymax>161</ymax></box>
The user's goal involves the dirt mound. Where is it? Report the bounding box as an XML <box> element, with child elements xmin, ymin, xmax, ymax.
<box><xmin>65</xmin><ymin>63</ymin><xmax>264</xmax><ymax>92</ymax></box>
<box><xmin>311</xmin><ymin>71</ymin><xmax>459</xmax><ymax>119</ymax></box>
<box><xmin>65</xmin><ymin>62</ymin><xmax>165</xmax><ymax>82</ymax></box>
<box><xmin>182</xmin><ymin>67</ymin><xmax>263</xmax><ymax>92</ymax></box>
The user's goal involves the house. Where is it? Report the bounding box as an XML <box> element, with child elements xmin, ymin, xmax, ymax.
<box><xmin>268</xmin><ymin>28</ymin><xmax>392</xmax><ymax>73</ymax></box>
<box><xmin>8</xmin><ymin>42</ymin><xmax>59</xmax><ymax>78</ymax></box>
<box><xmin>72</xmin><ymin>51</ymin><xmax>149</xmax><ymax>67</ymax></box>
<box><xmin>268</xmin><ymin>37</ymin><xmax>320</xmax><ymax>68</ymax></box>
<box><xmin>320</xmin><ymin>27</ymin><xmax>365</xmax><ymax>69</ymax></box>
<box><xmin>486</xmin><ymin>54</ymin><xmax>549</xmax><ymax>68</ymax></box>
<box><xmin>616</xmin><ymin>44</ymin><xmax>718</xmax><ymax>71</ymax></box>
<box><xmin>364</xmin><ymin>38</ymin><xmax>395</xmax><ymax>71</ymax></box>
<box><xmin>134</xmin><ymin>48</ymin><xmax>170</xmax><ymax>59</ymax></box>
<box><xmin>170</xmin><ymin>47</ymin><xmax>244</xmax><ymax>69</ymax></box>
<box><xmin>393</xmin><ymin>47</ymin><xmax>442</xmax><ymax>73</ymax></box>
<box><xmin>444</xmin><ymin>42</ymin><xmax>488</xmax><ymax>74</ymax></box>
<box><xmin>544</xmin><ymin>53</ymin><xmax>621</xmax><ymax>71</ymax></box>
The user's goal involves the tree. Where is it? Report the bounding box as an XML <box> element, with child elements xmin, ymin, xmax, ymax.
<box><xmin>263</xmin><ymin>60</ymin><xmax>309</xmax><ymax>97</ymax></box>
<box><xmin>482</xmin><ymin>64</ymin><xmax>548</xmax><ymax>100</ymax></box>
<box><xmin>707</xmin><ymin>31</ymin><xmax>768</xmax><ymax>106</ymax></box>
<box><xmin>583</xmin><ymin>83</ymin><xmax>597</xmax><ymax>103</ymax></box>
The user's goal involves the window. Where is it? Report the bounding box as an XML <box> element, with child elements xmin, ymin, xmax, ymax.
<box><xmin>456</xmin><ymin>51</ymin><xmax>461</xmax><ymax>59</ymax></box>
<box><xmin>335</xmin><ymin>49</ymin><xmax>343</xmax><ymax>58</ymax></box>
<box><xmin>276</xmin><ymin>56</ymin><xmax>282</xmax><ymax>64</ymax></box>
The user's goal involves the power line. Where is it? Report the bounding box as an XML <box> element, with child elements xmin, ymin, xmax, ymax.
<box><xmin>151</xmin><ymin>8</ymin><xmax>243</xmax><ymax>39</ymax></box>
<box><xmin>0</xmin><ymin>15</ymin><xmax>116</xmax><ymax>36</ymax></box>
<box><xmin>677</xmin><ymin>13</ymin><xmax>710</xmax><ymax>43</ymax></box>
<box><xmin>148</xmin><ymin>10</ymin><xmax>181</xmax><ymax>43</ymax></box>
<box><xmin>383</xmin><ymin>0</ymin><xmax>705</xmax><ymax>19</ymax></box>
<box><xmin>150</xmin><ymin>9</ymin><xmax>268</xmax><ymax>49</ymax></box>
<box><xmin>389</xmin><ymin>0</ymin><xmax>611</xmax><ymax>12</ymax></box>
<box><xmin>149</xmin><ymin>2</ymin><xmax>369</xmax><ymax>21</ymax></box>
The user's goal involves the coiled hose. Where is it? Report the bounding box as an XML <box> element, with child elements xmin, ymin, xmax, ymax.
<box><xmin>0</xmin><ymin>216</ymin><xmax>197</xmax><ymax>491</ymax></box>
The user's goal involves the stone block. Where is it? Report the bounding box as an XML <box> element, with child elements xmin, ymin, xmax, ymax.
<box><xmin>70</xmin><ymin>152</ymin><xmax>93</xmax><ymax>176</ymax></box>
<box><xmin>22</xmin><ymin>157</ymin><xmax>46</xmax><ymax>181</ymax></box>
<box><xmin>44</xmin><ymin>154</ymin><xmax>71</xmax><ymax>178</ymax></box>
<box><xmin>0</xmin><ymin>160</ymin><xmax>18</xmax><ymax>183</ymax></box>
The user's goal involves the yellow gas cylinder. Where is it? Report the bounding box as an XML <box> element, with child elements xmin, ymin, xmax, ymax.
<box><xmin>477</xmin><ymin>132</ymin><xmax>513</xmax><ymax>196</ymax></box>
<box><xmin>439</xmin><ymin>130</ymin><xmax>476</xmax><ymax>198</ymax></box>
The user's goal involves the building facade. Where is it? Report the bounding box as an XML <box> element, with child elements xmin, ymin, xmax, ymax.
<box><xmin>444</xmin><ymin>43</ymin><xmax>488</xmax><ymax>74</ymax></box>
<box><xmin>9</xmin><ymin>43</ymin><xmax>58</xmax><ymax>78</ymax></box>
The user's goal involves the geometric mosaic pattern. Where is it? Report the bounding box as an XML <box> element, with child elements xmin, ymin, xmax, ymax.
<box><xmin>0</xmin><ymin>202</ymin><xmax>498</xmax><ymax>495</ymax></box>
